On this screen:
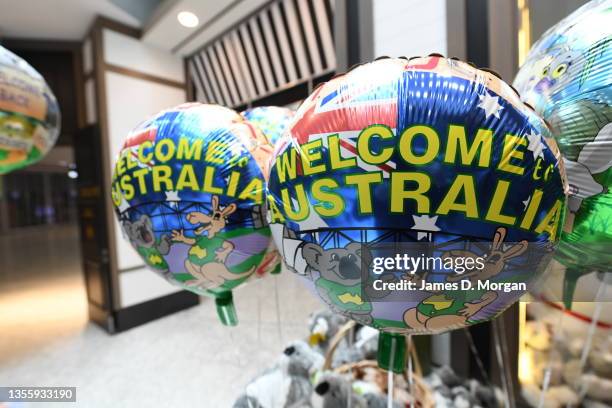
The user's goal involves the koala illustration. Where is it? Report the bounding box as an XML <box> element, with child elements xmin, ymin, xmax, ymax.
<box><xmin>403</xmin><ymin>227</ymin><xmax>528</xmax><ymax>332</ymax></box>
<box><xmin>302</xmin><ymin>242</ymin><xmax>378</xmax><ymax>326</ymax></box>
<box><xmin>123</xmin><ymin>214</ymin><xmax>171</xmax><ymax>276</ymax></box>
<box><xmin>532</xmin><ymin>49</ymin><xmax>583</xmax><ymax>95</ymax></box>
<box><xmin>171</xmin><ymin>195</ymin><xmax>255</xmax><ymax>289</ymax></box>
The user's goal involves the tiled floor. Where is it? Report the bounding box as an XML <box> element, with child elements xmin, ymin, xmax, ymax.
<box><xmin>0</xmin><ymin>225</ymin><xmax>323</xmax><ymax>407</ymax></box>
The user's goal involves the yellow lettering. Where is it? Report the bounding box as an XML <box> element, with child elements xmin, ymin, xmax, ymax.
<box><xmin>138</xmin><ymin>140</ymin><xmax>153</xmax><ymax>164</ymax></box>
<box><xmin>202</xmin><ymin>166</ymin><xmax>223</xmax><ymax>194</ymax></box>
<box><xmin>301</xmin><ymin>139</ymin><xmax>326</xmax><ymax>176</ymax></box>
<box><xmin>498</xmin><ymin>135</ymin><xmax>526</xmax><ymax>175</ymax></box>
<box><xmin>226</xmin><ymin>171</ymin><xmax>241</xmax><ymax>197</ymax></box>
<box><xmin>444</xmin><ymin>125</ymin><xmax>492</xmax><ymax>167</ymax></box>
<box><xmin>390</xmin><ymin>172</ymin><xmax>431</xmax><ymax>213</ymax></box>
<box><xmin>152</xmin><ymin>165</ymin><xmax>173</xmax><ymax>191</ymax></box>
<box><xmin>238</xmin><ymin>178</ymin><xmax>264</xmax><ymax>203</ymax></box>
<box><xmin>155</xmin><ymin>138</ymin><xmax>175</xmax><ymax>163</ymax></box>
<box><xmin>311</xmin><ymin>178</ymin><xmax>344</xmax><ymax>217</ymax></box>
<box><xmin>520</xmin><ymin>189</ymin><xmax>543</xmax><ymax>230</ymax></box>
<box><xmin>345</xmin><ymin>172</ymin><xmax>382</xmax><ymax>214</ymax></box>
<box><xmin>177</xmin><ymin>137</ymin><xmax>202</xmax><ymax>161</ymax></box>
<box><xmin>398</xmin><ymin>125</ymin><xmax>440</xmax><ymax>165</ymax></box>
<box><xmin>485</xmin><ymin>180</ymin><xmax>516</xmax><ymax>225</ymax></box>
<box><xmin>281</xmin><ymin>184</ymin><xmax>309</xmax><ymax>221</ymax></box>
<box><xmin>275</xmin><ymin>149</ymin><xmax>298</xmax><ymax>183</ymax></box>
<box><xmin>328</xmin><ymin>133</ymin><xmax>357</xmax><ymax>170</ymax></box>
<box><xmin>357</xmin><ymin>125</ymin><xmax>394</xmax><ymax>165</ymax></box>
<box><xmin>120</xmin><ymin>175</ymin><xmax>135</xmax><ymax>200</ymax></box>
<box><xmin>535</xmin><ymin>199</ymin><xmax>563</xmax><ymax>238</ymax></box>
<box><xmin>176</xmin><ymin>164</ymin><xmax>199</xmax><ymax>191</ymax></box>
<box><xmin>132</xmin><ymin>168</ymin><xmax>149</xmax><ymax>194</ymax></box>
<box><xmin>205</xmin><ymin>141</ymin><xmax>226</xmax><ymax>164</ymax></box>
<box><xmin>436</xmin><ymin>175</ymin><xmax>478</xmax><ymax>218</ymax></box>
<box><xmin>267</xmin><ymin>196</ymin><xmax>286</xmax><ymax>223</ymax></box>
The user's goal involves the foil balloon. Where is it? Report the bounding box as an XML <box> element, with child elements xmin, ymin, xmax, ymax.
<box><xmin>242</xmin><ymin>106</ymin><xmax>295</xmax><ymax>146</ymax></box>
<box><xmin>0</xmin><ymin>46</ymin><xmax>60</xmax><ymax>174</ymax></box>
<box><xmin>111</xmin><ymin>103</ymin><xmax>280</xmax><ymax>325</ymax></box>
<box><xmin>514</xmin><ymin>0</ymin><xmax>612</xmax><ymax>307</ymax></box>
<box><xmin>267</xmin><ymin>57</ymin><xmax>567</xmax><ymax>372</ymax></box>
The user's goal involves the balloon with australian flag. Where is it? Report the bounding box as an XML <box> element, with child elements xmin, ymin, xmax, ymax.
<box><xmin>267</xmin><ymin>57</ymin><xmax>567</xmax><ymax>372</ymax></box>
<box><xmin>111</xmin><ymin>103</ymin><xmax>280</xmax><ymax>325</ymax></box>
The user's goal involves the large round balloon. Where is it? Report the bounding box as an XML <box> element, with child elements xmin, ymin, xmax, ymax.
<box><xmin>514</xmin><ymin>0</ymin><xmax>611</xmax><ymax>275</ymax></box>
<box><xmin>242</xmin><ymin>106</ymin><xmax>295</xmax><ymax>146</ymax></box>
<box><xmin>0</xmin><ymin>46</ymin><xmax>60</xmax><ymax>174</ymax></box>
<box><xmin>111</xmin><ymin>103</ymin><xmax>280</xmax><ymax>325</ymax></box>
<box><xmin>268</xmin><ymin>57</ymin><xmax>567</xmax><ymax>336</ymax></box>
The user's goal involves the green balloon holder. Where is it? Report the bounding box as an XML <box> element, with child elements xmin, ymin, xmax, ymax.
<box><xmin>377</xmin><ymin>332</ymin><xmax>407</xmax><ymax>374</ymax></box>
<box><xmin>215</xmin><ymin>291</ymin><xmax>238</xmax><ymax>326</ymax></box>
<box><xmin>271</xmin><ymin>263</ymin><xmax>281</xmax><ymax>275</ymax></box>
<box><xmin>562</xmin><ymin>266</ymin><xmax>584</xmax><ymax>310</ymax></box>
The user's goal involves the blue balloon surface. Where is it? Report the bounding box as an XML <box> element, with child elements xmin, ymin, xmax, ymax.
<box><xmin>268</xmin><ymin>57</ymin><xmax>567</xmax><ymax>334</ymax></box>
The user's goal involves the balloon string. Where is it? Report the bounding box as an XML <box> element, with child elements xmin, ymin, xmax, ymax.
<box><xmin>407</xmin><ymin>335</ymin><xmax>413</xmax><ymax>408</ymax></box>
<box><xmin>228</xmin><ymin>326</ymin><xmax>244</xmax><ymax>367</ymax></box>
<box><xmin>498</xmin><ymin>317</ymin><xmax>516</xmax><ymax>406</ymax></box>
<box><xmin>574</xmin><ymin>272</ymin><xmax>609</xmax><ymax>404</ymax></box>
<box><xmin>463</xmin><ymin>328</ymin><xmax>491</xmax><ymax>385</ymax></box>
<box><xmin>273</xmin><ymin>275</ymin><xmax>283</xmax><ymax>345</ymax></box>
<box><xmin>537</xmin><ymin>302</ymin><xmax>565</xmax><ymax>408</ymax></box>
<box><xmin>257</xmin><ymin>279</ymin><xmax>262</xmax><ymax>344</ymax></box>
<box><xmin>493</xmin><ymin>320</ymin><xmax>512</xmax><ymax>408</ymax></box>
<box><xmin>387</xmin><ymin>336</ymin><xmax>396</xmax><ymax>408</ymax></box>
<box><xmin>348</xmin><ymin>326</ymin><xmax>355</xmax><ymax>408</ymax></box>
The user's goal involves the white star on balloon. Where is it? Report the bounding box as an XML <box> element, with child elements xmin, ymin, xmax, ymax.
<box><xmin>117</xmin><ymin>197</ymin><xmax>131</xmax><ymax>213</ymax></box>
<box><xmin>229</xmin><ymin>143</ymin><xmax>245</xmax><ymax>157</ymax></box>
<box><xmin>526</xmin><ymin>132</ymin><xmax>547</xmax><ymax>159</ymax></box>
<box><xmin>411</xmin><ymin>214</ymin><xmax>441</xmax><ymax>240</ymax></box>
<box><xmin>165</xmin><ymin>190</ymin><xmax>181</xmax><ymax>202</ymax></box>
<box><xmin>477</xmin><ymin>92</ymin><xmax>504</xmax><ymax>119</ymax></box>
<box><xmin>523</xmin><ymin>195</ymin><xmax>531</xmax><ymax>210</ymax></box>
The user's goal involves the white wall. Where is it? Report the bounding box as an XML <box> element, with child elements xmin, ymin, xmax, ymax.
<box><xmin>373</xmin><ymin>0</ymin><xmax>448</xmax><ymax>58</ymax></box>
<box><xmin>101</xmin><ymin>28</ymin><xmax>187</xmax><ymax>307</ymax></box>
<box><xmin>103</xmin><ymin>29</ymin><xmax>184</xmax><ymax>82</ymax></box>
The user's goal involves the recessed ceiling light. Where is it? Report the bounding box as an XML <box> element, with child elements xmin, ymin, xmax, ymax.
<box><xmin>177</xmin><ymin>11</ymin><xmax>199</xmax><ymax>28</ymax></box>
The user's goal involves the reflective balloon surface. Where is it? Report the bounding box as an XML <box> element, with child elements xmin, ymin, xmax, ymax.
<box><xmin>0</xmin><ymin>46</ymin><xmax>60</xmax><ymax>174</ymax></box>
<box><xmin>514</xmin><ymin>0</ymin><xmax>612</xmax><ymax>274</ymax></box>
<box><xmin>242</xmin><ymin>106</ymin><xmax>295</xmax><ymax>146</ymax></box>
<box><xmin>268</xmin><ymin>57</ymin><xmax>567</xmax><ymax>334</ymax></box>
<box><xmin>111</xmin><ymin>103</ymin><xmax>280</xmax><ymax>324</ymax></box>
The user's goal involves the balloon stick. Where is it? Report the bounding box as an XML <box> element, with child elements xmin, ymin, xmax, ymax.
<box><xmin>562</xmin><ymin>267</ymin><xmax>584</xmax><ymax>310</ymax></box>
<box><xmin>378</xmin><ymin>332</ymin><xmax>407</xmax><ymax>374</ymax></box>
<box><xmin>216</xmin><ymin>291</ymin><xmax>238</xmax><ymax>326</ymax></box>
<box><xmin>576</xmin><ymin>272</ymin><xmax>610</xmax><ymax>399</ymax></box>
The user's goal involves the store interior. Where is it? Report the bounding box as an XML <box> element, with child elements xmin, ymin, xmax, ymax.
<box><xmin>0</xmin><ymin>0</ymin><xmax>609</xmax><ymax>407</ymax></box>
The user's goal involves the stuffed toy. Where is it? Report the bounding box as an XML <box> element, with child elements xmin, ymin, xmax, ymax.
<box><xmin>233</xmin><ymin>341</ymin><xmax>323</xmax><ymax>408</ymax></box>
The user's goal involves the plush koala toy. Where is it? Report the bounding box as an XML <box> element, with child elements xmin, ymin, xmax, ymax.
<box><xmin>302</xmin><ymin>242</ymin><xmax>376</xmax><ymax>326</ymax></box>
<box><xmin>308</xmin><ymin>309</ymin><xmax>348</xmax><ymax>352</ymax></box>
<box><xmin>233</xmin><ymin>341</ymin><xmax>323</xmax><ymax>408</ymax></box>
<box><xmin>311</xmin><ymin>372</ymin><xmax>367</xmax><ymax>408</ymax></box>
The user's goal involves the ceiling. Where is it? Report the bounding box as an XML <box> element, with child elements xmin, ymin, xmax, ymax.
<box><xmin>142</xmin><ymin>0</ymin><xmax>269</xmax><ymax>56</ymax></box>
<box><xmin>0</xmin><ymin>0</ymin><xmax>140</xmax><ymax>40</ymax></box>
<box><xmin>0</xmin><ymin>0</ymin><xmax>270</xmax><ymax>56</ymax></box>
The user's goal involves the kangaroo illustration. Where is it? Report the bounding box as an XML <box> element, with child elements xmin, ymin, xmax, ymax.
<box><xmin>171</xmin><ymin>195</ymin><xmax>255</xmax><ymax>289</ymax></box>
<box><xmin>403</xmin><ymin>227</ymin><xmax>528</xmax><ymax>332</ymax></box>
